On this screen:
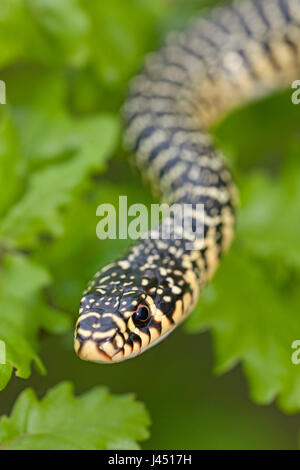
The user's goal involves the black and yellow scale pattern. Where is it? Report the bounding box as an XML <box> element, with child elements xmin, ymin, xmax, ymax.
<box><xmin>75</xmin><ymin>0</ymin><xmax>300</xmax><ymax>363</ymax></box>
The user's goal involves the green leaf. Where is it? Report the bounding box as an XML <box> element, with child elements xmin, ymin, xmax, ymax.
<box><xmin>0</xmin><ymin>115</ymin><xmax>119</xmax><ymax>248</ymax></box>
<box><xmin>0</xmin><ymin>0</ymin><xmax>90</xmax><ymax>68</ymax></box>
<box><xmin>0</xmin><ymin>364</ymin><xmax>13</xmax><ymax>391</ymax></box>
<box><xmin>0</xmin><ymin>253</ymin><xmax>70</xmax><ymax>389</ymax></box>
<box><xmin>0</xmin><ymin>107</ymin><xmax>22</xmax><ymax>217</ymax></box>
<box><xmin>0</xmin><ymin>382</ymin><xmax>150</xmax><ymax>450</ymax></box>
<box><xmin>186</xmin><ymin>246</ymin><xmax>300</xmax><ymax>411</ymax></box>
<box><xmin>0</xmin><ymin>0</ymin><xmax>28</xmax><ymax>68</ymax></box>
<box><xmin>26</xmin><ymin>0</ymin><xmax>90</xmax><ymax>67</ymax></box>
<box><xmin>8</xmin><ymin>71</ymin><xmax>71</xmax><ymax>165</ymax></box>
<box><xmin>83</xmin><ymin>0</ymin><xmax>167</xmax><ymax>86</ymax></box>
<box><xmin>238</xmin><ymin>159</ymin><xmax>300</xmax><ymax>269</ymax></box>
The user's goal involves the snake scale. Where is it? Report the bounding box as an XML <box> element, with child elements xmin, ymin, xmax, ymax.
<box><xmin>74</xmin><ymin>0</ymin><xmax>300</xmax><ymax>363</ymax></box>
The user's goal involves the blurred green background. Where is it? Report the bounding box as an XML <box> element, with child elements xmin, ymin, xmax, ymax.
<box><xmin>1</xmin><ymin>0</ymin><xmax>300</xmax><ymax>449</ymax></box>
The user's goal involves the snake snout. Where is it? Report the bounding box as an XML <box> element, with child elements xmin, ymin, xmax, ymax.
<box><xmin>75</xmin><ymin>298</ymin><xmax>126</xmax><ymax>363</ymax></box>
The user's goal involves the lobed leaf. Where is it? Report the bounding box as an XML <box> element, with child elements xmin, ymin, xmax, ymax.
<box><xmin>0</xmin><ymin>382</ymin><xmax>150</xmax><ymax>450</ymax></box>
<box><xmin>0</xmin><ymin>253</ymin><xmax>70</xmax><ymax>389</ymax></box>
<box><xmin>0</xmin><ymin>115</ymin><xmax>119</xmax><ymax>248</ymax></box>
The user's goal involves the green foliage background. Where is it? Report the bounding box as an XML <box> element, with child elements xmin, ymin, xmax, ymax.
<box><xmin>0</xmin><ymin>0</ymin><xmax>300</xmax><ymax>449</ymax></box>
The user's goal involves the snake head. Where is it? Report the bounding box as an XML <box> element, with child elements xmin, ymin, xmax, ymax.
<box><xmin>74</xmin><ymin>289</ymin><xmax>159</xmax><ymax>363</ymax></box>
<box><xmin>74</xmin><ymin>254</ymin><xmax>193</xmax><ymax>363</ymax></box>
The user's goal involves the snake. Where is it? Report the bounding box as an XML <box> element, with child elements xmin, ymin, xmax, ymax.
<box><xmin>74</xmin><ymin>0</ymin><xmax>300</xmax><ymax>363</ymax></box>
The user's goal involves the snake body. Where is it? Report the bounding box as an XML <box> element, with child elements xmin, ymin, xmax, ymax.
<box><xmin>75</xmin><ymin>0</ymin><xmax>300</xmax><ymax>363</ymax></box>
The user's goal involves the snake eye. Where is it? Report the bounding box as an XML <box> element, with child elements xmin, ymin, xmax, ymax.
<box><xmin>133</xmin><ymin>304</ymin><xmax>151</xmax><ymax>326</ymax></box>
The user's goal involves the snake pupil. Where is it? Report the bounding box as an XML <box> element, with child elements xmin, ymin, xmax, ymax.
<box><xmin>134</xmin><ymin>305</ymin><xmax>150</xmax><ymax>325</ymax></box>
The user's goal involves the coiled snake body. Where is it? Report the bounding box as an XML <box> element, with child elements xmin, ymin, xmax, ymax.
<box><xmin>75</xmin><ymin>0</ymin><xmax>300</xmax><ymax>363</ymax></box>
